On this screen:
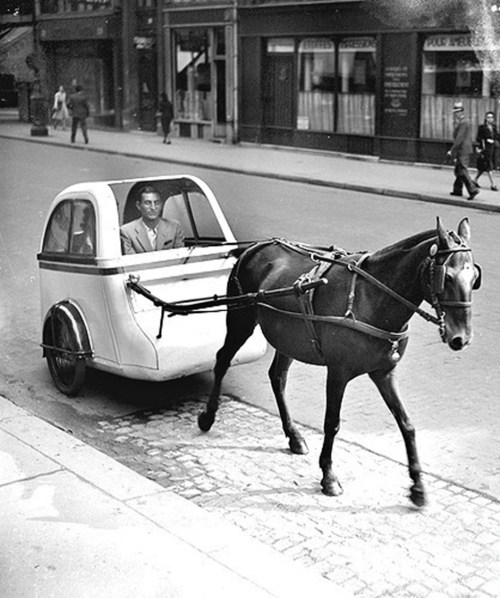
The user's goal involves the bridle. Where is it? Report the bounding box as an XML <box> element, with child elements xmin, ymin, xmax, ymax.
<box><xmin>422</xmin><ymin>241</ymin><xmax>476</xmax><ymax>341</ymax></box>
<box><xmin>270</xmin><ymin>236</ymin><xmax>479</xmax><ymax>345</ymax></box>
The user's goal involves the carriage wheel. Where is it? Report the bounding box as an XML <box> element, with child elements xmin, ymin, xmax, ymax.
<box><xmin>46</xmin><ymin>316</ymin><xmax>86</xmax><ymax>397</ymax></box>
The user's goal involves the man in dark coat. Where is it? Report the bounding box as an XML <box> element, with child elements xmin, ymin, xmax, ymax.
<box><xmin>120</xmin><ymin>185</ymin><xmax>185</xmax><ymax>254</ymax></box>
<box><xmin>67</xmin><ymin>84</ymin><xmax>90</xmax><ymax>144</ymax></box>
<box><xmin>447</xmin><ymin>101</ymin><xmax>479</xmax><ymax>200</ymax></box>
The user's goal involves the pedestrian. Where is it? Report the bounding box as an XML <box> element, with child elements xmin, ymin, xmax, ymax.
<box><xmin>158</xmin><ymin>92</ymin><xmax>174</xmax><ymax>144</ymax></box>
<box><xmin>52</xmin><ymin>85</ymin><xmax>69</xmax><ymax>130</ymax></box>
<box><xmin>447</xmin><ymin>101</ymin><xmax>479</xmax><ymax>201</ymax></box>
<box><xmin>473</xmin><ymin>111</ymin><xmax>499</xmax><ymax>191</ymax></box>
<box><xmin>67</xmin><ymin>84</ymin><xmax>90</xmax><ymax>144</ymax></box>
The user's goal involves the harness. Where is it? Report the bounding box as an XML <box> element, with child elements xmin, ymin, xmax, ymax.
<box><xmin>127</xmin><ymin>236</ymin><xmax>476</xmax><ymax>359</ymax></box>
<box><xmin>251</xmin><ymin>237</ymin><xmax>474</xmax><ymax>362</ymax></box>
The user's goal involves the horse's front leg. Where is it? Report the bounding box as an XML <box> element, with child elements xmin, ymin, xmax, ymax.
<box><xmin>319</xmin><ymin>369</ymin><xmax>347</xmax><ymax>497</ymax></box>
<box><xmin>369</xmin><ymin>368</ymin><xmax>426</xmax><ymax>507</ymax></box>
<box><xmin>268</xmin><ymin>350</ymin><xmax>308</xmax><ymax>454</ymax></box>
<box><xmin>199</xmin><ymin>305</ymin><xmax>257</xmax><ymax>432</ymax></box>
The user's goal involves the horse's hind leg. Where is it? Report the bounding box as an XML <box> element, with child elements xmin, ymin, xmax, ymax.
<box><xmin>198</xmin><ymin>305</ymin><xmax>257</xmax><ymax>432</ymax></box>
<box><xmin>369</xmin><ymin>368</ymin><xmax>426</xmax><ymax>507</ymax></box>
<box><xmin>269</xmin><ymin>351</ymin><xmax>308</xmax><ymax>454</ymax></box>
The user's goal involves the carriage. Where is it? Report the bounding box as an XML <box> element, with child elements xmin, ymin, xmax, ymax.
<box><xmin>37</xmin><ymin>175</ymin><xmax>267</xmax><ymax>396</ymax></box>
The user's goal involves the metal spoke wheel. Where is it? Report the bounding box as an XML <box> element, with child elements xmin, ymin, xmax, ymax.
<box><xmin>45</xmin><ymin>314</ymin><xmax>86</xmax><ymax>396</ymax></box>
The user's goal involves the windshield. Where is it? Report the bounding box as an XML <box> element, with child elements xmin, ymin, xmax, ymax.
<box><xmin>112</xmin><ymin>177</ymin><xmax>227</xmax><ymax>248</ymax></box>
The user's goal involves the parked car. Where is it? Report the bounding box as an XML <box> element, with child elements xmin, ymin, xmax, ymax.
<box><xmin>38</xmin><ymin>174</ymin><xmax>267</xmax><ymax>395</ymax></box>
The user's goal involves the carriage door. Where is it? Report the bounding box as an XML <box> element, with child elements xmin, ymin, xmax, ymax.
<box><xmin>263</xmin><ymin>38</ymin><xmax>295</xmax><ymax>130</ymax></box>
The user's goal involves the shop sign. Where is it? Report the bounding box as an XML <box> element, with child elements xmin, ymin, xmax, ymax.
<box><xmin>424</xmin><ymin>34</ymin><xmax>500</xmax><ymax>52</ymax></box>
<box><xmin>339</xmin><ymin>37</ymin><xmax>376</xmax><ymax>52</ymax></box>
<box><xmin>298</xmin><ymin>39</ymin><xmax>334</xmax><ymax>53</ymax></box>
<box><xmin>383</xmin><ymin>65</ymin><xmax>409</xmax><ymax>117</ymax></box>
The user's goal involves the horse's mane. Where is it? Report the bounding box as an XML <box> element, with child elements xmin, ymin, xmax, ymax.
<box><xmin>372</xmin><ymin>229</ymin><xmax>436</xmax><ymax>259</ymax></box>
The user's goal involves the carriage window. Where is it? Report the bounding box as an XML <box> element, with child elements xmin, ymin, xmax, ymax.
<box><xmin>162</xmin><ymin>191</ymin><xmax>225</xmax><ymax>243</ymax></box>
<box><xmin>43</xmin><ymin>200</ymin><xmax>96</xmax><ymax>256</ymax></box>
<box><xmin>43</xmin><ymin>201</ymin><xmax>72</xmax><ymax>253</ymax></box>
<box><xmin>70</xmin><ymin>201</ymin><xmax>96</xmax><ymax>255</ymax></box>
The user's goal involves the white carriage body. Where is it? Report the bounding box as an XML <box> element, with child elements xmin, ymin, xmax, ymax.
<box><xmin>38</xmin><ymin>175</ymin><xmax>267</xmax><ymax>384</ymax></box>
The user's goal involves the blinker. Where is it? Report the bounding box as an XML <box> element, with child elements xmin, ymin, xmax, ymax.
<box><xmin>433</xmin><ymin>265</ymin><xmax>446</xmax><ymax>294</ymax></box>
<box><xmin>473</xmin><ymin>263</ymin><xmax>482</xmax><ymax>290</ymax></box>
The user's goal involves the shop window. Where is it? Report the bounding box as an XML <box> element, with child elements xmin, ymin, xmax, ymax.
<box><xmin>421</xmin><ymin>33</ymin><xmax>500</xmax><ymax>140</ymax></box>
<box><xmin>297</xmin><ymin>39</ymin><xmax>335</xmax><ymax>132</ymax></box>
<box><xmin>337</xmin><ymin>37</ymin><xmax>376</xmax><ymax>135</ymax></box>
<box><xmin>175</xmin><ymin>29</ymin><xmax>212</xmax><ymax>121</ymax></box>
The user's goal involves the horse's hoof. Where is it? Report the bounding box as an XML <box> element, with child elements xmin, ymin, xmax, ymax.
<box><xmin>321</xmin><ymin>480</ymin><xmax>343</xmax><ymax>497</ymax></box>
<box><xmin>289</xmin><ymin>435</ymin><xmax>308</xmax><ymax>455</ymax></box>
<box><xmin>198</xmin><ymin>410</ymin><xmax>214</xmax><ymax>432</ymax></box>
<box><xmin>409</xmin><ymin>485</ymin><xmax>427</xmax><ymax>507</ymax></box>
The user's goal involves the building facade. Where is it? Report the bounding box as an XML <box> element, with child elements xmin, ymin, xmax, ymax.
<box><xmin>236</xmin><ymin>0</ymin><xmax>500</xmax><ymax>163</ymax></box>
<box><xmin>160</xmin><ymin>0</ymin><xmax>237</xmax><ymax>142</ymax></box>
<box><xmin>21</xmin><ymin>0</ymin><xmax>500</xmax><ymax>163</ymax></box>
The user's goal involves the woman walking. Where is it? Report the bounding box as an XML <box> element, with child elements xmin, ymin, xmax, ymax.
<box><xmin>474</xmin><ymin>111</ymin><xmax>499</xmax><ymax>191</ymax></box>
<box><xmin>52</xmin><ymin>85</ymin><xmax>69</xmax><ymax>130</ymax></box>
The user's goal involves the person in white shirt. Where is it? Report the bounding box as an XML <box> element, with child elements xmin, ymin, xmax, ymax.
<box><xmin>52</xmin><ymin>85</ymin><xmax>69</xmax><ymax>130</ymax></box>
<box><xmin>120</xmin><ymin>185</ymin><xmax>185</xmax><ymax>254</ymax></box>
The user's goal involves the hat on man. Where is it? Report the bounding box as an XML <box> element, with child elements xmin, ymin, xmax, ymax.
<box><xmin>452</xmin><ymin>101</ymin><xmax>464</xmax><ymax>113</ymax></box>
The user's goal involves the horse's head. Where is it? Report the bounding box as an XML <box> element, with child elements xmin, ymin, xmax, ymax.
<box><xmin>425</xmin><ymin>218</ymin><xmax>481</xmax><ymax>350</ymax></box>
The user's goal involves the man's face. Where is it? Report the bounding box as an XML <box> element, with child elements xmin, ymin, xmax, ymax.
<box><xmin>137</xmin><ymin>191</ymin><xmax>163</xmax><ymax>224</ymax></box>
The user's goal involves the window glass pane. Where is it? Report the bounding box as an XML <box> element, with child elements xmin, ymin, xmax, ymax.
<box><xmin>162</xmin><ymin>191</ymin><xmax>224</xmax><ymax>244</ymax></box>
<box><xmin>175</xmin><ymin>29</ymin><xmax>211</xmax><ymax>121</ymax></box>
<box><xmin>70</xmin><ymin>201</ymin><xmax>96</xmax><ymax>255</ymax></box>
<box><xmin>43</xmin><ymin>201</ymin><xmax>72</xmax><ymax>253</ymax></box>
<box><xmin>297</xmin><ymin>38</ymin><xmax>335</xmax><ymax>132</ymax></box>
<box><xmin>337</xmin><ymin>36</ymin><xmax>376</xmax><ymax>135</ymax></box>
<box><xmin>421</xmin><ymin>34</ymin><xmax>500</xmax><ymax>140</ymax></box>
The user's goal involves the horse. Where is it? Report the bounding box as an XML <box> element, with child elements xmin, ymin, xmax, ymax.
<box><xmin>198</xmin><ymin>218</ymin><xmax>481</xmax><ymax>506</ymax></box>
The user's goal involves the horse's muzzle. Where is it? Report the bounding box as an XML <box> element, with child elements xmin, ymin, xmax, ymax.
<box><xmin>448</xmin><ymin>335</ymin><xmax>470</xmax><ymax>351</ymax></box>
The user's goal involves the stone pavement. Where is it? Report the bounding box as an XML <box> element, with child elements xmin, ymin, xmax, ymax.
<box><xmin>90</xmin><ymin>392</ymin><xmax>500</xmax><ymax>598</ymax></box>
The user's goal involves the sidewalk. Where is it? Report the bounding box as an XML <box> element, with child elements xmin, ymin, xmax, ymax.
<box><xmin>0</xmin><ymin>396</ymin><xmax>343</xmax><ymax>597</ymax></box>
<box><xmin>1</xmin><ymin>116</ymin><xmax>499</xmax><ymax>213</ymax></box>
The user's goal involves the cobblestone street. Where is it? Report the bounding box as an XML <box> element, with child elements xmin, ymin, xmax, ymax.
<box><xmin>92</xmin><ymin>394</ymin><xmax>500</xmax><ymax>598</ymax></box>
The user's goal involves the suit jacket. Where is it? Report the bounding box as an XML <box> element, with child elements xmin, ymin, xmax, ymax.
<box><xmin>449</xmin><ymin>117</ymin><xmax>473</xmax><ymax>160</ymax></box>
<box><xmin>67</xmin><ymin>90</ymin><xmax>90</xmax><ymax>120</ymax></box>
<box><xmin>120</xmin><ymin>217</ymin><xmax>185</xmax><ymax>254</ymax></box>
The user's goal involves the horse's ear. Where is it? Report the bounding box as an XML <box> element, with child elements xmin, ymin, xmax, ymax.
<box><xmin>436</xmin><ymin>217</ymin><xmax>450</xmax><ymax>248</ymax></box>
<box><xmin>457</xmin><ymin>218</ymin><xmax>471</xmax><ymax>243</ymax></box>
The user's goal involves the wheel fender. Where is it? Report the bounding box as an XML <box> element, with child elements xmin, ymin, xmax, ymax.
<box><xmin>43</xmin><ymin>300</ymin><xmax>92</xmax><ymax>358</ymax></box>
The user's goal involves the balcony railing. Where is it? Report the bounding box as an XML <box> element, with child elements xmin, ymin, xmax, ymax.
<box><xmin>40</xmin><ymin>0</ymin><xmax>117</xmax><ymax>14</ymax></box>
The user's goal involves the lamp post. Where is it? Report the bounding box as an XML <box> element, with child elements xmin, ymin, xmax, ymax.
<box><xmin>27</xmin><ymin>2</ymin><xmax>48</xmax><ymax>136</ymax></box>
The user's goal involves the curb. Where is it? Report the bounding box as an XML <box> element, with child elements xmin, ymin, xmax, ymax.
<box><xmin>2</xmin><ymin>131</ymin><xmax>499</xmax><ymax>214</ymax></box>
